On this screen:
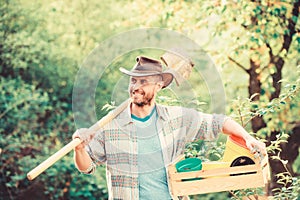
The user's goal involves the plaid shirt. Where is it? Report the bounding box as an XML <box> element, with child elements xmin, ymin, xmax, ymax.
<box><xmin>85</xmin><ymin>103</ymin><xmax>226</xmax><ymax>200</ymax></box>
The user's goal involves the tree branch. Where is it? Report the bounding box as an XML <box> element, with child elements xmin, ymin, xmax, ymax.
<box><xmin>280</xmin><ymin>0</ymin><xmax>300</xmax><ymax>53</ymax></box>
<box><xmin>228</xmin><ymin>56</ymin><xmax>248</xmax><ymax>73</ymax></box>
<box><xmin>265</xmin><ymin>42</ymin><xmax>274</xmax><ymax>60</ymax></box>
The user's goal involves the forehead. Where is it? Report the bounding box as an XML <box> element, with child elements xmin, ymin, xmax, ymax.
<box><xmin>130</xmin><ymin>75</ymin><xmax>159</xmax><ymax>80</ymax></box>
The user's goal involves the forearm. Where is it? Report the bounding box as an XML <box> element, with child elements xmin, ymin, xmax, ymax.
<box><xmin>74</xmin><ymin>148</ymin><xmax>93</xmax><ymax>172</ymax></box>
<box><xmin>222</xmin><ymin>117</ymin><xmax>267</xmax><ymax>158</ymax></box>
<box><xmin>222</xmin><ymin>118</ymin><xmax>253</xmax><ymax>140</ymax></box>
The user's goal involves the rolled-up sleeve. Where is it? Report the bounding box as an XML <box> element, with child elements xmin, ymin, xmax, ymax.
<box><xmin>185</xmin><ymin>108</ymin><xmax>229</xmax><ymax>141</ymax></box>
<box><xmin>85</xmin><ymin>129</ymin><xmax>106</xmax><ymax>165</ymax></box>
<box><xmin>211</xmin><ymin>114</ymin><xmax>230</xmax><ymax>138</ymax></box>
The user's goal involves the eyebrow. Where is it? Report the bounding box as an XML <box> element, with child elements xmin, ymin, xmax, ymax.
<box><xmin>130</xmin><ymin>75</ymin><xmax>162</xmax><ymax>81</ymax></box>
<box><xmin>130</xmin><ymin>77</ymin><xmax>148</xmax><ymax>83</ymax></box>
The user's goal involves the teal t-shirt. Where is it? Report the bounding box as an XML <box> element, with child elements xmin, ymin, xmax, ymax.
<box><xmin>132</xmin><ymin>107</ymin><xmax>172</xmax><ymax>200</ymax></box>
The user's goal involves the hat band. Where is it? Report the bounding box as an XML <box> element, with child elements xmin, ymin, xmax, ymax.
<box><xmin>131</xmin><ymin>70</ymin><xmax>162</xmax><ymax>74</ymax></box>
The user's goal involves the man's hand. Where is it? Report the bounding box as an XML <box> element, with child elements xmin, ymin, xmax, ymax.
<box><xmin>245</xmin><ymin>135</ymin><xmax>267</xmax><ymax>160</ymax></box>
<box><xmin>72</xmin><ymin>128</ymin><xmax>95</xmax><ymax>151</ymax></box>
<box><xmin>222</xmin><ymin>118</ymin><xmax>267</xmax><ymax>161</ymax></box>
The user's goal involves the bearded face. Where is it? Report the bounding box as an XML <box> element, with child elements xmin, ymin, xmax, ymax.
<box><xmin>128</xmin><ymin>76</ymin><xmax>162</xmax><ymax>107</ymax></box>
<box><xmin>130</xmin><ymin>88</ymin><xmax>154</xmax><ymax>107</ymax></box>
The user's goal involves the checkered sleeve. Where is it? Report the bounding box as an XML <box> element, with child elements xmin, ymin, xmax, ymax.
<box><xmin>212</xmin><ymin>114</ymin><xmax>230</xmax><ymax>137</ymax></box>
<box><xmin>188</xmin><ymin>110</ymin><xmax>229</xmax><ymax>141</ymax></box>
<box><xmin>85</xmin><ymin>129</ymin><xmax>107</xmax><ymax>165</ymax></box>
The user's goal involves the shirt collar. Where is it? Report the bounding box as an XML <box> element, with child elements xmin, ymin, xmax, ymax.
<box><xmin>117</xmin><ymin>102</ymin><xmax>133</xmax><ymax>127</ymax></box>
<box><xmin>117</xmin><ymin>102</ymin><xmax>168</xmax><ymax>127</ymax></box>
<box><xmin>154</xmin><ymin>104</ymin><xmax>168</xmax><ymax>121</ymax></box>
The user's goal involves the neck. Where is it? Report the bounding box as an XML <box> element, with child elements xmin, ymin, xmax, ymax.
<box><xmin>131</xmin><ymin>102</ymin><xmax>156</xmax><ymax>118</ymax></box>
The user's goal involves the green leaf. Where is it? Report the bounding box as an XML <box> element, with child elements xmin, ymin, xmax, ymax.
<box><xmin>291</xmin><ymin>15</ymin><xmax>298</xmax><ymax>23</ymax></box>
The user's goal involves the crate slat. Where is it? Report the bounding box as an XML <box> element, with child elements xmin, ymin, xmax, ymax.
<box><xmin>170</xmin><ymin>164</ymin><xmax>260</xmax><ymax>180</ymax></box>
<box><xmin>170</xmin><ymin>172</ymin><xmax>265</xmax><ymax>196</ymax></box>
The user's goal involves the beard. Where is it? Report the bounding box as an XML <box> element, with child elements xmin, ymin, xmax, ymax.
<box><xmin>130</xmin><ymin>88</ymin><xmax>154</xmax><ymax>107</ymax></box>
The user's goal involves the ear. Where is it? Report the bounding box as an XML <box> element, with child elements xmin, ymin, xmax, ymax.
<box><xmin>156</xmin><ymin>81</ymin><xmax>164</xmax><ymax>91</ymax></box>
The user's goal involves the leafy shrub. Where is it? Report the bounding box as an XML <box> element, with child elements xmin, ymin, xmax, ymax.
<box><xmin>0</xmin><ymin>77</ymin><xmax>50</xmax><ymax>199</ymax></box>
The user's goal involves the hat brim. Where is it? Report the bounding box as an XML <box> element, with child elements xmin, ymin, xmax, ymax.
<box><xmin>119</xmin><ymin>67</ymin><xmax>174</xmax><ymax>88</ymax></box>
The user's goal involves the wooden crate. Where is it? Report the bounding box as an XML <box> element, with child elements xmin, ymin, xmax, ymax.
<box><xmin>168</xmin><ymin>152</ymin><xmax>270</xmax><ymax>199</ymax></box>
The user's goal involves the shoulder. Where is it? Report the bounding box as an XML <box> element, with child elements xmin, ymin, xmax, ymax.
<box><xmin>156</xmin><ymin>104</ymin><xmax>198</xmax><ymax>118</ymax></box>
<box><xmin>95</xmin><ymin>104</ymin><xmax>132</xmax><ymax>132</ymax></box>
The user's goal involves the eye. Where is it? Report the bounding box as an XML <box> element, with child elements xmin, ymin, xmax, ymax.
<box><xmin>130</xmin><ymin>78</ymin><xmax>137</xmax><ymax>84</ymax></box>
<box><xmin>140</xmin><ymin>79</ymin><xmax>147</xmax><ymax>85</ymax></box>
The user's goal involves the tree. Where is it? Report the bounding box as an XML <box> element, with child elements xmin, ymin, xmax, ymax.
<box><xmin>133</xmin><ymin>0</ymin><xmax>300</xmax><ymax>196</ymax></box>
<box><xmin>200</xmin><ymin>0</ymin><xmax>300</xmax><ymax>194</ymax></box>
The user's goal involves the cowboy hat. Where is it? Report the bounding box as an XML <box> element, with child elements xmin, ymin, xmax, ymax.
<box><xmin>119</xmin><ymin>56</ymin><xmax>174</xmax><ymax>88</ymax></box>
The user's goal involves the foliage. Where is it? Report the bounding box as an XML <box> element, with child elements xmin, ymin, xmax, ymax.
<box><xmin>0</xmin><ymin>77</ymin><xmax>49</xmax><ymax>198</ymax></box>
<box><xmin>269</xmin><ymin>133</ymin><xmax>300</xmax><ymax>199</ymax></box>
<box><xmin>69</xmin><ymin>166</ymin><xmax>108</xmax><ymax>200</ymax></box>
<box><xmin>229</xmin><ymin>69</ymin><xmax>300</xmax><ymax>134</ymax></box>
<box><xmin>229</xmin><ymin>188</ymin><xmax>265</xmax><ymax>200</ymax></box>
<box><xmin>184</xmin><ymin>139</ymin><xmax>225</xmax><ymax>162</ymax></box>
<box><xmin>273</xmin><ymin>173</ymin><xmax>300</xmax><ymax>199</ymax></box>
<box><xmin>228</xmin><ymin>74</ymin><xmax>300</xmax><ymax>199</ymax></box>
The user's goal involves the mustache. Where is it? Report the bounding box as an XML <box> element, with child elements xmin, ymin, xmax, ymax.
<box><xmin>130</xmin><ymin>89</ymin><xmax>145</xmax><ymax>95</ymax></box>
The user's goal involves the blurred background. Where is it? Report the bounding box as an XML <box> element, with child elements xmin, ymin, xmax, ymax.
<box><xmin>0</xmin><ymin>0</ymin><xmax>299</xmax><ymax>199</ymax></box>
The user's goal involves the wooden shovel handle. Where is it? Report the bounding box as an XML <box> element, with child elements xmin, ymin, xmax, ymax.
<box><xmin>27</xmin><ymin>99</ymin><xmax>130</xmax><ymax>181</ymax></box>
<box><xmin>27</xmin><ymin>138</ymin><xmax>81</xmax><ymax>180</ymax></box>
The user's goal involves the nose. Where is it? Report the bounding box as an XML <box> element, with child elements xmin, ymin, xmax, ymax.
<box><xmin>131</xmin><ymin>82</ymin><xmax>142</xmax><ymax>91</ymax></box>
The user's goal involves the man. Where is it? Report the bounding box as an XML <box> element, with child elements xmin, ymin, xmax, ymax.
<box><xmin>73</xmin><ymin>56</ymin><xmax>266</xmax><ymax>200</ymax></box>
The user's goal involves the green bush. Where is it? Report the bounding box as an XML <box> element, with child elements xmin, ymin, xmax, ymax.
<box><xmin>0</xmin><ymin>77</ymin><xmax>50</xmax><ymax>198</ymax></box>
